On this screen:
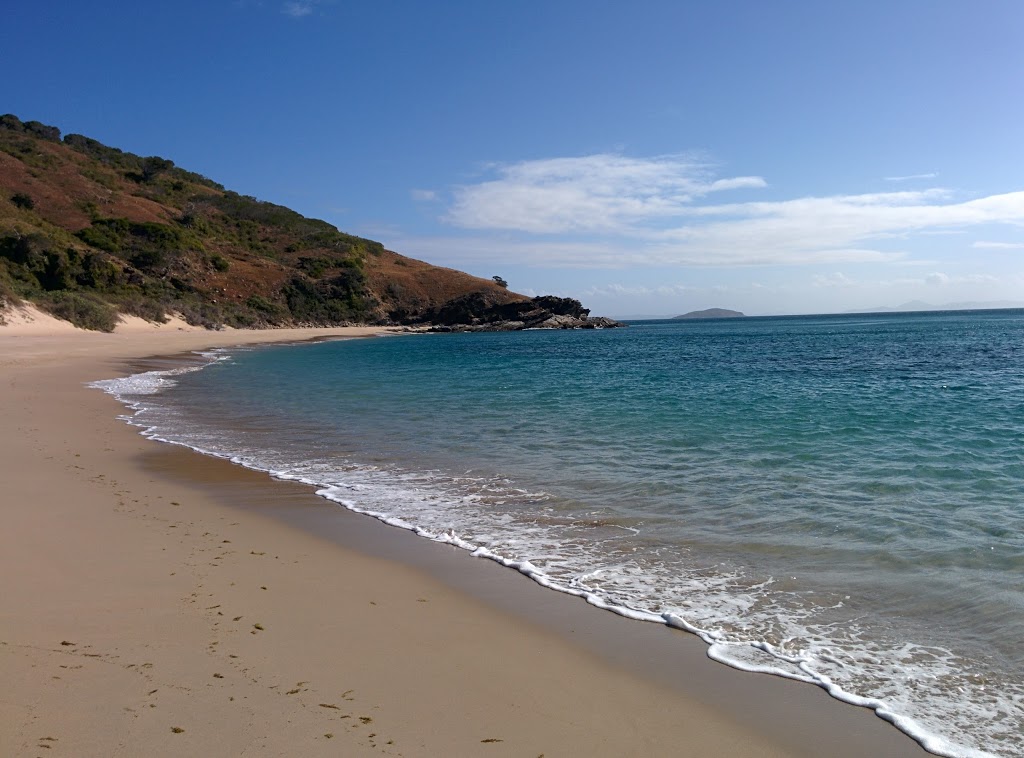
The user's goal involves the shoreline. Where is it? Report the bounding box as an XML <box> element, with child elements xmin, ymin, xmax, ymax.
<box><xmin>0</xmin><ymin>322</ymin><xmax>927</xmax><ymax>757</ymax></box>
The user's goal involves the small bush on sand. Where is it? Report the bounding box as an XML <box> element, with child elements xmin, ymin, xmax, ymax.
<box><xmin>0</xmin><ymin>274</ymin><xmax>20</xmax><ymax>316</ymax></box>
<box><xmin>37</xmin><ymin>290</ymin><xmax>118</xmax><ymax>331</ymax></box>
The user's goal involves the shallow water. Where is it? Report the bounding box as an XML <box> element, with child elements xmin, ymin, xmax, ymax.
<box><xmin>95</xmin><ymin>310</ymin><xmax>1024</xmax><ymax>757</ymax></box>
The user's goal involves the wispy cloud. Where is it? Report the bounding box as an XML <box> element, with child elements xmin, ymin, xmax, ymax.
<box><xmin>382</xmin><ymin>234</ymin><xmax>634</xmax><ymax>269</ymax></box>
<box><xmin>823</xmin><ymin>272</ymin><xmax>999</xmax><ymax>289</ymax></box>
<box><xmin>581</xmin><ymin>283</ymin><xmax>697</xmax><ymax>297</ymax></box>
<box><xmin>959</xmin><ymin>273</ymin><xmax>998</xmax><ymax>285</ymax></box>
<box><xmin>424</xmin><ymin>153</ymin><xmax>1024</xmax><ymax>268</ymax></box>
<box><xmin>282</xmin><ymin>1</ymin><xmax>314</xmax><ymax>17</ymax></box>
<box><xmin>972</xmin><ymin>240</ymin><xmax>1024</xmax><ymax>249</ymax></box>
<box><xmin>447</xmin><ymin>154</ymin><xmax>766</xmax><ymax>234</ymax></box>
<box><xmin>813</xmin><ymin>272</ymin><xmax>858</xmax><ymax>288</ymax></box>
<box><xmin>876</xmin><ymin>274</ymin><xmax>995</xmax><ymax>288</ymax></box>
<box><xmin>411</xmin><ymin>189</ymin><xmax>438</xmax><ymax>202</ymax></box>
<box><xmin>884</xmin><ymin>172</ymin><xmax>939</xmax><ymax>182</ymax></box>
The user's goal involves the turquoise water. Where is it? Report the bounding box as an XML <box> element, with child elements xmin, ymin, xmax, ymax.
<box><xmin>97</xmin><ymin>310</ymin><xmax>1024</xmax><ymax>757</ymax></box>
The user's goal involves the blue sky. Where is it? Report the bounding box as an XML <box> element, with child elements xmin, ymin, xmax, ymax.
<box><xmin>5</xmin><ymin>1</ymin><xmax>1023</xmax><ymax>316</ymax></box>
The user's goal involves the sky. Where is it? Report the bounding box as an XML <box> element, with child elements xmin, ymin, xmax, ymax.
<box><xmin>4</xmin><ymin>1</ymin><xmax>1024</xmax><ymax>317</ymax></box>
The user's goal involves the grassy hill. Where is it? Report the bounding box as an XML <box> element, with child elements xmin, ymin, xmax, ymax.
<box><xmin>0</xmin><ymin>114</ymin><xmax>522</xmax><ymax>330</ymax></box>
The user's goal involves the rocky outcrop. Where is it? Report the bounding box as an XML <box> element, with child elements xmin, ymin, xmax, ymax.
<box><xmin>421</xmin><ymin>293</ymin><xmax>624</xmax><ymax>331</ymax></box>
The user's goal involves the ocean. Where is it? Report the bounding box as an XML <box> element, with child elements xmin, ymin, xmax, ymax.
<box><xmin>93</xmin><ymin>310</ymin><xmax>1024</xmax><ymax>757</ymax></box>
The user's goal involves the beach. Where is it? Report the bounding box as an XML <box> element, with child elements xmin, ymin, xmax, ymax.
<box><xmin>0</xmin><ymin>309</ymin><xmax>927</xmax><ymax>757</ymax></box>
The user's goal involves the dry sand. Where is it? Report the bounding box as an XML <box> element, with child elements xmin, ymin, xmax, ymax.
<box><xmin>0</xmin><ymin>310</ymin><xmax>927</xmax><ymax>757</ymax></box>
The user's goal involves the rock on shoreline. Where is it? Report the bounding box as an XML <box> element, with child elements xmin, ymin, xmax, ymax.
<box><xmin>421</xmin><ymin>293</ymin><xmax>624</xmax><ymax>332</ymax></box>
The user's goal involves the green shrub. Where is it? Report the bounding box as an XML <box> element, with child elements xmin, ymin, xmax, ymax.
<box><xmin>282</xmin><ymin>268</ymin><xmax>369</xmax><ymax>324</ymax></box>
<box><xmin>76</xmin><ymin>252</ymin><xmax>122</xmax><ymax>288</ymax></box>
<box><xmin>37</xmin><ymin>290</ymin><xmax>118</xmax><ymax>331</ymax></box>
<box><xmin>0</xmin><ymin>139</ymin><xmax>57</xmax><ymax>170</ymax></box>
<box><xmin>75</xmin><ymin>217</ymin><xmax>203</xmax><ymax>273</ymax></box>
<box><xmin>244</xmin><ymin>294</ymin><xmax>287</xmax><ymax>323</ymax></box>
<box><xmin>0</xmin><ymin>236</ymin><xmax>123</xmax><ymax>296</ymax></box>
<box><xmin>64</xmin><ymin>133</ymin><xmax>142</xmax><ymax>173</ymax></box>
<box><xmin>174</xmin><ymin>301</ymin><xmax>224</xmax><ymax>329</ymax></box>
<box><xmin>77</xmin><ymin>199</ymin><xmax>101</xmax><ymax>219</ymax></box>
<box><xmin>128</xmin><ymin>247</ymin><xmax>169</xmax><ymax>271</ymax></box>
<box><xmin>11</xmin><ymin>192</ymin><xmax>34</xmax><ymax>210</ymax></box>
<box><xmin>141</xmin><ymin>156</ymin><xmax>174</xmax><ymax>182</ymax></box>
<box><xmin>76</xmin><ymin>219</ymin><xmax>128</xmax><ymax>252</ymax></box>
<box><xmin>297</xmin><ymin>256</ymin><xmax>329</xmax><ymax>278</ymax></box>
<box><xmin>227</xmin><ymin>309</ymin><xmax>257</xmax><ymax>327</ymax></box>
<box><xmin>22</xmin><ymin>120</ymin><xmax>61</xmax><ymax>142</ymax></box>
<box><xmin>0</xmin><ymin>115</ymin><xmax>60</xmax><ymax>142</ymax></box>
<box><xmin>117</xmin><ymin>295</ymin><xmax>168</xmax><ymax>323</ymax></box>
<box><xmin>0</xmin><ymin>233</ymin><xmax>80</xmax><ymax>291</ymax></box>
<box><xmin>0</xmin><ymin>232</ymin><xmax>47</xmax><ymax>265</ymax></box>
<box><xmin>0</xmin><ymin>272</ymin><xmax>20</xmax><ymax>314</ymax></box>
<box><xmin>0</xmin><ymin>114</ymin><xmax>24</xmax><ymax>132</ymax></box>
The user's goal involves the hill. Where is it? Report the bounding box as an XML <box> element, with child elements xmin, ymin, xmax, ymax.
<box><xmin>673</xmin><ymin>308</ymin><xmax>745</xmax><ymax>320</ymax></box>
<box><xmin>0</xmin><ymin>115</ymin><xmax>528</xmax><ymax>330</ymax></box>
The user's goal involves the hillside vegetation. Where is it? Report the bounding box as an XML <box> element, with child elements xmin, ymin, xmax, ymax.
<box><xmin>0</xmin><ymin>115</ymin><xmax>521</xmax><ymax>330</ymax></box>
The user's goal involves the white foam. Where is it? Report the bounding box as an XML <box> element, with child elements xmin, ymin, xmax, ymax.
<box><xmin>89</xmin><ymin>350</ymin><xmax>229</xmax><ymax>397</ymax></box>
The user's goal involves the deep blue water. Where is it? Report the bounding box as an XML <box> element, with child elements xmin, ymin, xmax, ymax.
<box><xmin>97</xmin><ymin>310</ymin><xmax>1024</xmax><ymax>757</ymax></box>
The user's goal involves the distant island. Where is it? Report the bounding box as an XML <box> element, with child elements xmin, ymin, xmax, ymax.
<box><xmin>673</xmin><ymin>308</ymin><xmax>745</xmax><ymax>320</ymax></box>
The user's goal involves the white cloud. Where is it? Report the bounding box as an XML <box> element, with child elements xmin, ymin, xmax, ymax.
<box><xmin>877</xmin><ymin>272</ymin><xmax>997</xmax><ymax>288</ymax></box>
<box><xmin>973</xmin><ymin>240</ymin><xmax>1024</xmax><ymax>249</ymax></box>
<box><xmin>282</xmin><ymin>1</ymin><xmax>314</xmax><ymax>17</ymax></box>
<box><xmin>582</xmin><ymin>283</ymin><xmax>696</xmax><ymax>297</ymax></box>
<box><xmin>962</xmin><ymin>273</ymin><xmax>998</xmax><ymax>284</ymax></box>
<box><xmin>708</xmin><ymin>176</ymin><xmax>769</xmax><ymax>192</ymax></box>
<box><xmin>813</xmin><ymin>272</ymin><xmax>858</xmax><ymax>288</ymax></box>
<box><xmin>884</xmin><ymin>172</ymin><xmax>939</xmax><ymax>182</ymax></box>
<box><xmin>411</xmin><ymin>189</ymin><xmax>438</xmax><ymax>202</ymax></box>
<box><xmin>430</xmin><ymin>155</ymin><xmax>1024</xmax><ymax>268</ymax></box>
<box><xmin>383</xmin><ymin>234</ymin><xmax>636</xmax><ymax>269</ymax></box>
<box><xmin>446</xmin><ymin>154</ymin><xmax>766</xmax><ymax>234</ymax></box>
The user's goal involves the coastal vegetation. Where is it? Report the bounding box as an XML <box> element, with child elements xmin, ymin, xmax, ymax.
<box><xmin>0</xmin><ymin>114</ymin><xmax>524</xmax><ymax>330</ymax></box>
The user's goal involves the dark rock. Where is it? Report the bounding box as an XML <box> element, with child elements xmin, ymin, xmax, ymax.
<box><xmin>531</xmin><ymin>295</ymin><xmax>590</xmax><ymax>319</ymax></box>
<box><xmin>422</xmin><ymin>292</ymin><xmax>623</xmax><ymax>332</ymax></box>
<box><xmin>535</xmin><ymin>314</ymin><xmax>586</xmax><ymax>329</ymax></box>
<box><xmin>427</xmin><ymin>290</ymin><xmax>514</xmax><ymax>326</ymax></box>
